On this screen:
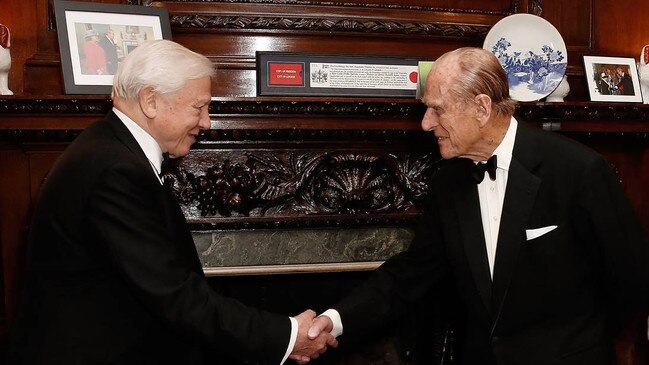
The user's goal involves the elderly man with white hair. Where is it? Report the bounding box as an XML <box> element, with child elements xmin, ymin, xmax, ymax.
<box><xmin>9</xmin><ymin>40</ymin><xmax>336</xmax><ymax>365</ymax></box>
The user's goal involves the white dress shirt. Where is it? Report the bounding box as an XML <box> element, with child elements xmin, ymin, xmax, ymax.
<box><xmin>113</xmin><ymin>107</ymin><xmax>297</xmax><ymax>364</ymax></box>
<box><xmin>477</xmin><ymin>117</ymin><xmax>517</xmax><ymax>277</ymax></box>
<box><xmin>113</xmin><ymin>108</ymin><xmax>165</xmax><ymax>184</ymax></box>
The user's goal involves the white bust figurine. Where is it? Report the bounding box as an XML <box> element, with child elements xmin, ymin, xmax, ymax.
<box><xmin>545</xmin><ymin>75</ymin><xmax>570</xmax><ymax>102</ymax></box>
<box><xmin>0</xmin><ymin>24</ymin><xmax>12</xmax><ymax>96</ymax></box>
<box><xmin>639</xmin><ymin>45</ymin><xmax>649</xmax><ymax>104</ymax></box>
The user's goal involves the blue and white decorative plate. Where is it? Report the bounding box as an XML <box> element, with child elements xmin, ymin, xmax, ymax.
<box><xmin>483</xmin><ymin>14</ymin><xmax>567</xmax><ymax>102</ymax></box>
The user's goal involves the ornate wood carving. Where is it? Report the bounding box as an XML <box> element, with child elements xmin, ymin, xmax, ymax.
<box><xmin>0</xmin><ymin>98</ymin><xmax>112</xmax><ymax>115</ymax></box>
<box><xmin>210</xmin><ymin>100</ymin><xmax>423</xmax><ymax>117</ymax></box>
<box><xmin>516</xmin><ymin>103</ymin><xmax>649</xmax><ymax>122</ymax></box>
<box><xmin>0</xmin><ymin>98</ymin><xmax>421</xmax><ymax>117</ymax></box>
<box><xmin>2</xmin><ymin>98</ymin><xmax>649</xmax><ymax>142</ymax></box>
<box><xmin>152</xmin><ymin>0</ymin><xmax>524</xmax><ymax>40</ymax></box>
<box><xmin>4</xmin><ymin>98</ymin><xmax>648</xmax><ymax>121</ymax></box>
<box><xmin>163</xmin><ymin>150</ymin><xmax>437</xmax><ymax>220</ymax></box>
<box><xmin>170</xmin><ymin>14</ymin><xmax>491</xmax><ymax>39</ymax></box>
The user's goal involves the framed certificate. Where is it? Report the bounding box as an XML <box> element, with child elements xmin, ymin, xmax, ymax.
<box><xmin>257</xmin><ymin>52</ymin><xmax>423</xmax><ymax>98</ymax></box>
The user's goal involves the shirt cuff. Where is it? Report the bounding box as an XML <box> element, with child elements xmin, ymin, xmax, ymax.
<box><xmin>321</xmin><ymin>309</ymin><xmax>343</xmax><ymax>338</ymax></box>
<box><xmin>281</xmin><ymin>316</ymin><xmax>298</xmax><ymax>365</ymax></box>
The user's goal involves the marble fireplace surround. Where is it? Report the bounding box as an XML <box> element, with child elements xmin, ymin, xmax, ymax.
<box><xmin>162</xmin><ymin>130</ymin><xmax>436</xmax><ymax>275</ymax></box>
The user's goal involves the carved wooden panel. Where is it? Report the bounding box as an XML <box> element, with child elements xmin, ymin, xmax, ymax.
<box><xmin>164</xmin><ymin>4</ymin><xmax>497</xmax><ymax>38</ymax></box>
<box><xmin>164</xmin><ymin>146</ymin><xmax>437</xmax><ymax>227</ymax></box>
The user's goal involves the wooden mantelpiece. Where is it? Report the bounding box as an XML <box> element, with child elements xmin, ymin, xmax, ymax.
<box><xmin>2</xmin><ymin>98</ymin><xmax>648</xmax><ymax>233</ymax></box>
<box><xmin>2</xmin><ymin>98</ymin><xmax>649</xmax><ymax>133</ymax></box>
<box><xmin>517</xmin><ymin>102</ymin><xmax>649</xmax><ymax>133</ymax></box>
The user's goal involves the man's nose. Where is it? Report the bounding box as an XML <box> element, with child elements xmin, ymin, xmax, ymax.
<box><xmin>421</xmin><ymin>109</ymin><xmax>437</xmax><ymax>131</ymax></box>
<box><xmin>198</xmin><ymin>107</ymin><xmax>211</xmax><ymax>130</ymax></box>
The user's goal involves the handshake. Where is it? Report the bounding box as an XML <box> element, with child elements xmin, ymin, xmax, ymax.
<box><xmin>289</xmin><ymin>310</ymin><xmax>337</xmax><ymax>364</ymax></box>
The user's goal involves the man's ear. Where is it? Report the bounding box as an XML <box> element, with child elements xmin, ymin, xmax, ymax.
<box><xmin>474</xmin><ymin>94</ymin><xmax>492</xmax><ymax>126</ymax></box>
<box><xmin>138</xmin><ymin>86</ymin><xmax>158</xmax><ymax>119</ymax></box>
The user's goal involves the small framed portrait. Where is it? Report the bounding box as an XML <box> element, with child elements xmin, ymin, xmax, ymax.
<box><xmin>54</xmin><ymin>0</ymin><xmax>172</xmax><ymax>94</ymax></box>
<box><xmin>583</xmin><ymin>55</ymin><xmax>643</xmax><ymax>103</ymax></box>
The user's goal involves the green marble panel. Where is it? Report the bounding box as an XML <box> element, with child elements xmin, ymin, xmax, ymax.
<box><xmin>192</xmin><ymin>227</ymin><xmax>413</xmax><ymax>268</ymax></box>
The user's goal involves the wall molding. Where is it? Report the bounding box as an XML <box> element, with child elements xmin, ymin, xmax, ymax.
<box><xmin>170</xmin><ymin>14</ymin><xmax>492</xmax><ymax>39</ymax></box>
<box><xmin>149</xmin><ymin>0</ymin><xmax>520</xmax><ymax>15</ymax></box>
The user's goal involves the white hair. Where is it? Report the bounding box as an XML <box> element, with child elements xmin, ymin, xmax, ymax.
<box><xmin>112</xmin><ymin>40</ymin><xmax>215</xmax><ymax>101</ymax></box>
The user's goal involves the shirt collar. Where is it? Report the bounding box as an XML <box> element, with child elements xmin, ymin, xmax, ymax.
<box><xmin>113</xmin><ymin>107</ymin><xmax>164</xmax><ymax>175</ymax></box>
<box><xmin>491</xmin><ymin>116</ymin><xmax>517</xmax><ymax>172</ymax></box>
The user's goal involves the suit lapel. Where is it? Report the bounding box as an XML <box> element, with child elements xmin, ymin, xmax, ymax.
<box><xmin>106</xmin><ymin>111</ymin><xmax>204</xmax><ymax>273</ymax></box>
<box><xmin>105</xmin><ymin>111</ymin><xmax>163</xmax><ymax>185</ymax></box>
<box><xmin>490</xmin><ymin>123</ymin><xmax>541</xmax><ymax>331</ymax></box>
<box><xmin>452</xmin><ymin>161</ymin><xmax>493</xmax><ymax>316</ymax></box>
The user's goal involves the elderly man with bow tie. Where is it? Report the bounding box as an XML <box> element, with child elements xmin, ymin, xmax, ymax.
<box><xmin>298</xmin><ymin>47</ymin><xmax>649</xmax><ymax>365</ymax></box>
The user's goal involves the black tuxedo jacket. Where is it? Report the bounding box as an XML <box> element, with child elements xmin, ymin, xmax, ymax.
<box><xmin>619</xmin><ymin>73</ymin><xmax>634</xmax><ymax>96</ymax></box>
<box><xmin>10</xmin><ymin>112</ymin><xmax>290</xmax><ymax>364</ymax></box>
<box><xmin>335</xmin><ymin>121</ymin><xmax>649</xmax><ymax>365</ymax></box>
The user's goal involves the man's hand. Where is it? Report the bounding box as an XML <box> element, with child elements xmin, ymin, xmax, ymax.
<box><xmin>307</xmin><ymin>315</ymin><xmax>334</xmax><ymax>340</ymax></box>
<box><xmin>289</xmin><ymin>310</ymin><xmax>338</xmax><ymax>364</ymax></box>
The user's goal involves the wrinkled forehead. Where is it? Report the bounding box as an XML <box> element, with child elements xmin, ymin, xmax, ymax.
<box><xmin>425</xmin><ymin>58</ymin><xmax>459</xmax><ymax>100</ymax></box>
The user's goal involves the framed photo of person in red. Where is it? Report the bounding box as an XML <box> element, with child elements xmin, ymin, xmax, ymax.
<box><xmin>54</xmin><ymin>0</ymin><xmax>172</xmax><ymax>94</ymax></box>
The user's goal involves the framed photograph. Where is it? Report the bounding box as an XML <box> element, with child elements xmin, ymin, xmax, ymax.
<box><xmin>54</xmin><ymin>0</ymin><xmax>172</xmax><ymax>94</ymax></box>
<box><xmin>257</xmin><ymin>52</ymin><xmax>423</xmax><ymax>98</ymax></box>
<box><xmin>583</xmin><ymin>56</ymin><xmax>643</xmax><ymax>102</ymax></box>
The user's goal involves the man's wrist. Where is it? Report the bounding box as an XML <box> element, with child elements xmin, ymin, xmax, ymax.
<box><xmin>281</xmin><ymin>316</ymin><xmax>298</xmax><ymax>365</ymax></box>
<box><xmin>321</xmin><ymin>309</ymin><xmax>343</xmax><ymax>338</ymax></box>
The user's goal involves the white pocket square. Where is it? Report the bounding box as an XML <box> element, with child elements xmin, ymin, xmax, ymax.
<box><xmin>525</xmin><ymin>225</ymin><xmax>558</xmax><ymax>241</ymax></box>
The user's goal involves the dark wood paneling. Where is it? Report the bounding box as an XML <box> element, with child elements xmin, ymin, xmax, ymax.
<box><xmin>594</xmin><ymin>0</ymin><xmax>649</xmax><ymax>58</ymax></box>
<box><xmin>0</xmin><ymin>148</ymin><xmax>31</xmax><ymax>324</ymax></box>
<box><xmin>4</xmin><ymin>0</ymin><xmax>647</xmax><ymax>98</ymax></box>
<box><xmin>542</xmin><ymin>0</ymin><xmax>594</xmax><ymax>70</ymax></box>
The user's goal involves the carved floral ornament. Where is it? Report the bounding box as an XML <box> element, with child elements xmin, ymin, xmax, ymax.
<box><xmin>162</xmin><ymin>151</ymin><xmax>437</xmax><ymax>218</ymax></box>
<box><xmin>135</xmin><ymin>0</ymin><xmax>542</xmax><ymax>38</ymax></box>
<box><xmin>169</xmin><ymin>15</ymin><xmax>490</xmax><ymax>39</ymax></box>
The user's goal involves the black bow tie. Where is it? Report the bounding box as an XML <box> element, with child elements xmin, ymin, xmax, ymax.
<box><xmin>470</xmin><ymin>155</ymin><xmax>497</xmax><ymax>184</ymax></box>
<box><xmin>160</xmin><ymin>152</ymin><xmax>171</xmax><ymax>176</ymax></box>
<box><xmin>160</xmin><ymin>153</ymin><xmax>175</xmax><ymax>190</ymax></box>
